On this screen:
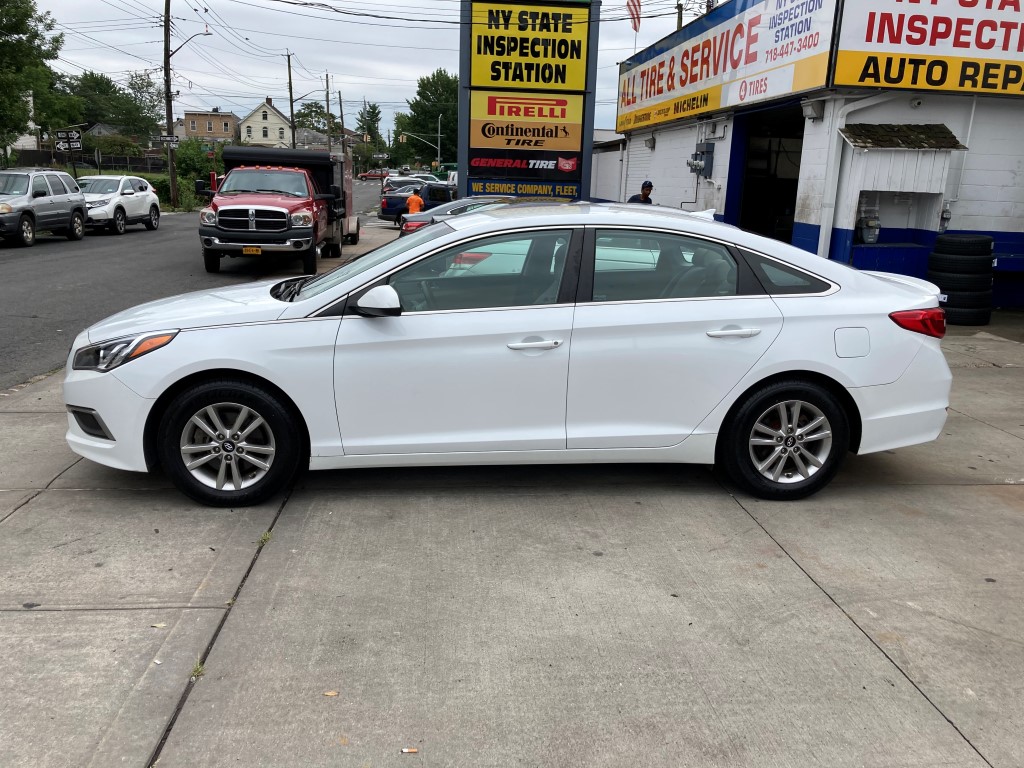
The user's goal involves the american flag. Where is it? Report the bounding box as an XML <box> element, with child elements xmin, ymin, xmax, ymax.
<box><xmin>627</xmin><ymin>0</ymin><xmax>641</xmax><ymax>32</ymax></box>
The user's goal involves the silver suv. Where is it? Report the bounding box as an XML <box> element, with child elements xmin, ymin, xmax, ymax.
<box><xmin>0</xmin><ymin>169</ymin><xmax>88</xmax><ymax>247</ymax></box>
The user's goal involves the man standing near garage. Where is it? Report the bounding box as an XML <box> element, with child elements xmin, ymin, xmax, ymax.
<box><xmin>627</xmin><ymin>180</ymin><xmax>654</xmax><ymax>204</ymax></box>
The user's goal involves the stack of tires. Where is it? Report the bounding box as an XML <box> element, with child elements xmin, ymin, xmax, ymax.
<box><xmin>927</xmin><ymin>234</ymin><xmax>995</xmax><ymax>326</ymax></box>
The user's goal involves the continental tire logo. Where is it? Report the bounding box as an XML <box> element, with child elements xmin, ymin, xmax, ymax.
<box><xmin>481</xmin><ymin>123</ymin><xmax>570</xmax><ymax>139</ymax></box>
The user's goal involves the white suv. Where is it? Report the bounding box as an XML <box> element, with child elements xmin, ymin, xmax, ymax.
<box><xmin>78</xmin><ymin>175</ymin><xmax>161</xmax><ymax>234</ymax></box>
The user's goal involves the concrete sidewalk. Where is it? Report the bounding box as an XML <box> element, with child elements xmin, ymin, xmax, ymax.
<box><xmin>0</xmin><ymin>243</ymin><xmax>1022</xmax><ymax>766</ymax></box>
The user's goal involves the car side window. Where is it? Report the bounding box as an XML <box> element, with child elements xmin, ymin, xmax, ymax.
<box><xmin>58</xmin><ymin>173</ymin><xmax>79</xmax><ymax>192</ymax></box>
<box><xmin>32</xmin><ymin>176</ymin><xmax>49</xmax><ymax>197</ymax></box>
<box><xmin>591</xmin><ymin>230</ymin><xmax>737</xmax><ymax>302</ymax></box>
<box><xmin>134</xmin><ymin>179</ymin><xmax>148</xmax><ymax>192</ymax></box>
<box><xmin>740</xmin><ymin>249</ymin><xmax>832</xmax><ymax>295</ymax></box>
<box><xmin>45</xmin><ymin>175</ymin><xmax>66</xmax><ymax>195</ymax></box>
<box><xmin>428</xmin><ymin>186</ymin><xmax>448</xmax><ymax>203</ymax></box>
<box><xmin>388</xmin><ymin>229</ymin><xmax>572</xmax><ymax>312</ymax></box>
<box><xmin>121</xmin><ymin>180</ymin><xmax>134</xmax><ymax>194</ymax></box>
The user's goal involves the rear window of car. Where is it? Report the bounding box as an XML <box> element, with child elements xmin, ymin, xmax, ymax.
<box><xmin>741</xmin><ymin>249</ymin><xmax>832</xmax><ymax>295</ymax></box>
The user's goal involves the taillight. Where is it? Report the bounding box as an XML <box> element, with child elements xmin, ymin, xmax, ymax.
<box><xmin>381</xmin><ymin>198</ymin><xmax>386</xmax><ymax>208</ymax></box>
<box><xmin>452</xmin><ymin>251</ymin><xmax>489</xmax><ymax>267</ymax></box>
<box><xmin>889</xmin><ymin>308</ymin><xmax>946</xmax><ymax>339</ymax></box>
<box><xmin>402</xmin><ymin>220</ymin><xmax>428</xmax><ymax>232</ymax></box>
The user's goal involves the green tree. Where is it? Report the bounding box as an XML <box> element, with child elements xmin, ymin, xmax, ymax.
<box><xmin>294</xmin><ymin>102</ymin><xmax>337</xmax><ymax>134</ymax></box>
<box><xmin>119</xmin><ymin>71</ymin><xmax>163</xmax><ymax>138</ymax></box>
<box><xmin>0</xmin><ymin>0</ymin><xmax>62</xmax><ymax>151</ymax></box>
<box><xmin>403</xmin><ymin>69</ymin><xmax>458</xmax><ymax>165</ymax></box>
<box><xmin>355</xmin><ymin>102</ymin><xmax>382</xmax><ymax>145</ymax></box>
<box><xmin>31</xmin><ymin>70</ymin><xmax>83</xmax><ymax>134</ymax></box>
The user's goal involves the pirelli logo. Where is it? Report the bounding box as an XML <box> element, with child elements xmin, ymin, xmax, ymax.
<box><xmin>487</xmin><ymin>95</ymin><xmax>568</xmax><ymax>119</ymax></box>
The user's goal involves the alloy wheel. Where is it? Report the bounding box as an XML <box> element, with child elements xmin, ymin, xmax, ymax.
<box><xmin>179</xmin><ymin>402</ymin><xmax>276</xmax><ymax>491</ymax></box>
<box><xmin>747</xmin><ymin>399</ymin><xmax>833</xmax><ymax>484</ymax></box>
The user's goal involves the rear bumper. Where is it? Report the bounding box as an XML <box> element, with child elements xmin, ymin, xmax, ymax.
<box><xmin>851</xmin><ymin>341</ymin><xmax>952</xmax><ymax>454</ymax></box>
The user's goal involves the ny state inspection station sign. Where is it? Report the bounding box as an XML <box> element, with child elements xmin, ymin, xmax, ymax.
<box><xmin>461</xmin><ymin>0</ymin><xmax>597</xmax><ymax>200</ymax></box>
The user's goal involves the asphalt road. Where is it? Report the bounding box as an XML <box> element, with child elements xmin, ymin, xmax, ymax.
<box><xmin>0</xmin><ymin>180</ymin><xmax>387</xmax><ymax>391</ymax></box>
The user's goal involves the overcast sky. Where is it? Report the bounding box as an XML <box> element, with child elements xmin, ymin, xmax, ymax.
<box><xmin>37</xmin><ymin>0</ymin><xmax>708</xmax><ymax>135</ymax></box>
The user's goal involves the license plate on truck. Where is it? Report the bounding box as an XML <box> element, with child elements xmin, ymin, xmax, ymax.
<box><xmin>242</xmin><ymin>246</ymin><xmax>261</xmax><ymax>255</ymax></box>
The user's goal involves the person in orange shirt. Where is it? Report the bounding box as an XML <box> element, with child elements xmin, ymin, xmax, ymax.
<box><xmin>406</xmin><ymin>187</ymin><xmax>424</xmax><ymax>214</ymax></box>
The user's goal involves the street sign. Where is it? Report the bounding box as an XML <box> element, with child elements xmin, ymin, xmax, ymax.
<box><xmin>70</xmin><ymin>141</ymin><xmax>82</xmax><ymax>150</ymax></box>
<box><xmin>153</xmin><ymin>135</ymin><xmax>180</xmax><ymax>144</ymax></box>
<box><xmin>372</xmin><ymin>152</ymin><xmax>389</xmax><ymax>160</ymax></box>
<box><xmin>55</xmin><ymin>129</ymin><xmax>81</xmax><ymax>140</ymax></box>
<box><xmin>56</xmin><ymin>131</ymin><xmax>67</xmax><ymax>140</ymax></box>
<box><xmin>55</xmin><ymin>141</ymin><xmax>69</xmax><ymax>151</ymax></box>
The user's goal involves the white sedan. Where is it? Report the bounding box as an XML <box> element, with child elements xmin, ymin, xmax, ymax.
<box><xmin>63</xmin><ymin>204</ymin><xmax>951</xmax><ymax>506</ymax></box>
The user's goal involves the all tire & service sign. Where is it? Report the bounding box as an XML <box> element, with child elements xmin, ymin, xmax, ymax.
<box><xmin>616</xmin><ymin>0</ymin><xmax>836</xmax><ymax>132</ymax></box>
<box><xmin>833</xmin><ymin>0</ymin><xmax>1024</xmax><ymax>95</ymax></box>
<box><xmin>461</xmin><ymin>0</ymin><xmax>598</xmax><ymax>199</ymax></box>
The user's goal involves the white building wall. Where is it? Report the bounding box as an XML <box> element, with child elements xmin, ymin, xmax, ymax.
<box><xmin>620</xmin><ymin>122</ymin><xmax>730</xmax><ymax>214</ymax></box>
<box><xmin>590</xmin><ymin>146</ymin><xmax>622</xmax><ymax>201</ymax></box>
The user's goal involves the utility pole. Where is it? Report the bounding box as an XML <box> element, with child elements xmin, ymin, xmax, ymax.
<box><xmin>163</xmin><ymin>0</ymin><xmax>177</xmax><ymax>208</ymax></box>
<box><xmin>287</xmin><ymin>51</ymin><xmax>296</xmax><ymax>148</ymax></box>
<box><xmin>325</xmin><ymin>72</ymin><xmax>332</xmax><ymax>152</ymax></box>
<box><xmin>437</xmin><ymin>113</ymin><xmax>442</xmax><ymax>168</ymax></box>
<box><xmin>337</xmin><ymin>89</ymin><xmax>345</xmax><ymax>153</ymax></box>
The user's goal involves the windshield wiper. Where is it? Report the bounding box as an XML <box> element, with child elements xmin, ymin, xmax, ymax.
<box><xmin>279</xmin><ymin>276</ymin><xmax>314</xmax><ymax>302</ymax></box>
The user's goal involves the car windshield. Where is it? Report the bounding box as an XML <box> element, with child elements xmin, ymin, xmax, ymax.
<box><xmin>0</xmin><ymin>173</ymin><xmax>29</xmax><ymax>195</ymax></box>
<box><xmin>78</xmin><ymin>178</ymin><xmax>121</xmax><ymax>194</ymax></box>
<box><xmin>296</xmin><ymin>222</ymin><xmax>454</xmax><ymax>301</ymax></box>
<box><xmin>219</xmin><ymin>169</ymin><xmax>308</xmax><ymax>196</ymax></box>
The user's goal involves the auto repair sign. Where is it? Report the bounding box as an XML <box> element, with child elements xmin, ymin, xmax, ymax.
<box><xmin>834</xmin><ymin>0</ymin><xmax>1024</xmax><ymax>95</ymax></box>
<box><xmin>616</xmin><ymin>0</ymin><xmax>836</xmax><ymax>131</ymax></box>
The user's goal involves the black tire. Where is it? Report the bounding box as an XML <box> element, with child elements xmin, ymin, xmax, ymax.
<box><xmin>66</xmin><ymin>211</ymin><xmax>85</xmax><ymax>241</ymax></box>
<box><xmin>144</xmin><ymin>205</ymin><xmax>160</xmax><ymax>230</ymax></box>
<box><xmin>109</xmin><ymin>208</ymin><xmax>126</xmax><ymax>235</ymax></box>
<box><xmin>927</xmin><ymin>270</ymin><xmax>992</xmax><ymax>292</ymax></box>
<box><xmin>323</xmin><ymin>242</ymin><xmax>342</xmax><ymax>258</ymax></box>
<box><xmin>157</xmin><ymin>380</ymin><xmax>303</xmax><ymax>507</ymax></box>
<box><xmin>16</xmin><ymin>215</ymin><xmax>35</xmax><ymax>247</ymax></box>
<box><xmin>928</xmin><ymin>251</ymin><xmax>994</xmax><ymax>275</ymax></box>
<box><xmin>940</xmin><ymin>290</ymin><xmax>992</xmax><ymax>309</ymax></box>
<box><xmin>301</xmin><ymin>243</ymin><xmax>318</xmax><ymax>275</ymax></box>
<box><xmin>346</xmin><ymin>220</ymin><xmax>360</xmax><ymax>245</ymax></box>
<box><xmin>933</xmin><ymin>233</ymin><xmax>994</xmax><ymax>256</ymax></box>
<box><xmin>203</xmin><ymin>248</ymin><xmax>221</xmax><ymax>273</ymax></box>
<box><xmin>944</xmin><ymin>306</ymin><xmax>991</xmax><ymax>326</ymax></box>
<box><xmin>718</xmin><ymin>380</ymin><xmax>850</xmax><ymax>501</ymax></box>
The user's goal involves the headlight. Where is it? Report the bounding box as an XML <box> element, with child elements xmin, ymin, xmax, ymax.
<box><xmin>200</xmin><ymin>208</ymin><xmax>217</xmax><ymax>225</ymax></box>
<box><xmin>0</xmin><ymin>203</ymin><xmax>12</xmax><ymax>214</ymax></box>
<box><xmin>73</xmin><ymin>331</ymin><xmax>178</xmax><ymax>372</ymax></box>
<box><xmin>290</xmin><ymin>209</ymin><xmax>313</xmax><ymax>226</ymax></box>
<box><xmin>87</xmin><ymin>199</ymin><xmax>111</xmax><ymax>209</ymax></box>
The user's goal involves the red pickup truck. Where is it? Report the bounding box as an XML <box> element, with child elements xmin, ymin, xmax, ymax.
<box><xmin>196</xmin><ymin>146</ymin><xmax>358</xmax><ymax>274</ymax></box>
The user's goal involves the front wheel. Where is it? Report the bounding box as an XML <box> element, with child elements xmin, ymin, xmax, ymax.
<box><xmin>157</xmin><ymin>381</ymin><xmax>303</xmax><ymax>507</ymax></box>
<box><xmin>203</xmin><ymin>248</ymin><xmax>221</xmax><ymax>273</ymax></box>
<box><xmin>17</xmin><ymin>215</ymin><xmax>35</xmax><ymax>247</ymax></box>
<box><xmin>301</xmin><ymin>242</ymin><xmax>319</xmax><ymax>275</ymax></box>
<box><xmin>718</xmin><ymin>381</ymin><xmax>849</xmax><ymax>500</ymax></box>
<box><xmin>67</xmin><ymin>211</ymin><xmax>85</xmax><ymax>240</ymax></box>
<box><xmin>144</xmin><ymin>205</ymin><xmax>160</xmax><ymax>230</ymax></box>
<box><xmin>109</xmin><ymin>208</ymin><xmax>126</xmax><ymax>235</ymax></box>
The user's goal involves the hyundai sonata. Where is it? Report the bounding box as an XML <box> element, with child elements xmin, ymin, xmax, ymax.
<box><xmin>64</xmin><ymin>204</ymin><xmax>951</xmax><ymax>506</ymax></box>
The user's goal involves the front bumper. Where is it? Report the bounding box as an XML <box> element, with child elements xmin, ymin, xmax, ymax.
<box><xmin>86</xmin><ymin>206</ymin><xmax>112</xmax><ymax>225</ymax></box>
<box><xmin>198</xmin><ymin>224</ymin><xmax>313</xmax><ymax>254</ymax></box>
<box><xmin>0</xmin><ymin>210</ymin><xmax>22</xmax><ymax>235</ymax></box>
<box><xmin>64</xmin><ymin>367</ymin><xmax>155</xmax><ymax>473</ymax></box>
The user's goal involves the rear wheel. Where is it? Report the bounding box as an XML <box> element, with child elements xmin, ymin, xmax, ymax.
<box><xmin>203</xmin><ymin>248</ymin><xmax>221</xmax><ymax>273</ymax></box>
<box><xmin>144</xmin><ymin>205</ymin><xmax>160</xmax><ymax>230</ymax></box>
<box><xmin>109</xmin><ymin>208</ymin><xmax>126</xmax><ymax>235</ymax></box>
<box><xmin>157</xmin><ymin>381</ymin><xmax>303</xmax><ymax>507</ymax></box>
<box><xmin>67</xmin><ymin>211</ymin><xmax>85</xmax><ymax>240</ymax></box>
<box><xmin>719</xmin><ymin>381</ymin><xmax>849</xmax><ymax>500</ymax></box>
<box><xmin>346</xmin><ymin>220</ymin><xmax>360</xmax><ymax>245</ymax></box>
<box><xmin>17</xmin><ymin>215</ymin><xmax>35</xmax><ymax>247</ymax></box>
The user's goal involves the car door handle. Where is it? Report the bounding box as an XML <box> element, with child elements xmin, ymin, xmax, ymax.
<box><xmin>507</xmin><ymin>339</ymin><xmax>563</xmax><ymax>350</ymax></box>
<box><xmin>706</xmin><ymin>328</ymin><xmax>761</xmax><ymax>338</ymax></box>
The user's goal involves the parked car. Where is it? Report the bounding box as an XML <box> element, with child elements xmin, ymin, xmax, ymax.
<box><xmin>380</xmin><ymin>181</ymin><xmax>458</xmax><ymax>224</ymax></box>
<box><xmin>409</xmin><ymin>173</ymin><xmax>441</xmax><ymax>183</ymax></box>
<box><xmin>64</xmin><ymin>203</ymin><xmax>951</xmax><ymax>507</ymax></box>
<box><xmin>78</xmin><ymin>175</ymin><xmax>161</xmax><ymax>234</ymax></box>
<box><xmin>357</xmin><ymin>169</ymin><xmax>388</xmax><ymax>180</ymax></box>
<box><xmin>0</xmin><ymin>168</ymin><xmax>87</xmax><ymax>246</ymax></box>
<box><xmin>381</xmin><ymin>176</ymin><xmax>424</xmax><ymax>194</ymax></box>
<box><xmin>399</xmin><ymin>196</ymin><xmax>514</xmax><ymax>236</ymax></box>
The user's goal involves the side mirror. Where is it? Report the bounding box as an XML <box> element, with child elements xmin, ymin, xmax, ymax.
<box><xmin>122</xmin><ymin>190</ymin><xmax>135</xmax><ymax>195</ymax></box>
<box><xmin>355</xmin><ymin>285</ymin><xmax>402</xmax><ymax>317</ymax></box>
<box><xmin>33</xmin><ymin>189</ymin><xmax>47</xmax><ymax>198</ymax></box>
<box><xmin>330</xmin><ymin>184</ymin><xmax>341</xmax><ymax>198</ymax></box>
<box><xmin>194</xmin><ymin>179</ymin><xmax>209</xmax><ymax>194</ymax></box>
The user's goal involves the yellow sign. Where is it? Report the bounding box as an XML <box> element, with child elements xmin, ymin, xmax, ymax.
<box><xmin>834</xmin><ymin>0</ymin><xmax>1024</xmax><ymax>96</ymax></box>
<box><xmin>470</xmin><ymin>91</ymin><xmax>583</xmax><ymax>150</ymax></box>
<box><xmin>470</xmin><ymin>2</ymin><xmax>589</xmax><ymax>91</ymax></box>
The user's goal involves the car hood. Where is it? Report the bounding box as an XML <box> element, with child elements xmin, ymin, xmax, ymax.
<box><xmin>86</xmin><ymin>280</ymin><xmax>286</xmax><ymax>342</ymax></box>
<box><xmin>82</xmin><ymin>192</ymin><xmax>117</xmax><ymax>202</ymax></box>
<box><xmin>0</xmin><ymin>193</ymin><xmax>26</xmax><ymax>204</ymax></box>
<box><xmin>213</xmin><ymin>193</ymin><xmax>307</xmax><ymax>210</ymax></box>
